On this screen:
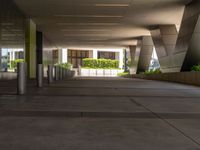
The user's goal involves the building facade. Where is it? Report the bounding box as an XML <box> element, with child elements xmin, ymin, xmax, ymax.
<box><xmin>52</xmin><ymin>49</ymin><xmax>124</xmax><ymax>69</ymax></box>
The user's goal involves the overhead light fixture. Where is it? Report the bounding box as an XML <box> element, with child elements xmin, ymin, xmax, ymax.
<box><xmin>11</xmin><ymin>29</ymin><xmax>23</xmax><ymax>32</ymax></box>
<box><xmin>54</xmin><ymin>15</ymin><xmax>123</xmax><ymax>18</ymax></box>
<box><xmin>63</xmin><ymin>39</ymin><xmax>110</xmax><ymax>41</ymax></box>
<box><xmin>64</xmin><ymin>34</ymin><xmax>109</xmax><ymax>37</ymax></box>
<box><xmin>57</xmin><ymin>23</ymin><xmax>121</xmax><ymax>26</ymax></box>
<box><xmin>61</xmin><ymin>29</ymin><xmax>110</xmax><ymax>32</ymax></box>
<box><xmin>85</xmin><ymin>39</ymin><xmax>110</xmax><ymax>41</ymax></box>
<box><xmin>94</xmin><ymin>4</ymin><xmax>129</xmax><ymax>7</ymax></box>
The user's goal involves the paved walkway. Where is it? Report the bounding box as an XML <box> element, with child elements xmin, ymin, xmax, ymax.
<box><xmin>0</xmin><ymin>77</ymin><xmax>200</xmax><ymax>150</ymax></box>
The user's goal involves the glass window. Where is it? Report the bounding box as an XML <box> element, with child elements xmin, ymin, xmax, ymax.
<box><xmin>77</xmin><ymin>51</ymin><xmax>81</xmax><ymax>57</ymax></box>
<box><xmin>68</xmin><ymin>50</ymin><xmax>90</xmax><ymax>68</ymax></box>
<box><xmin>98</xmin><ymin>51</ymin><xmax>115</xmax><ymax>60</ymax></box>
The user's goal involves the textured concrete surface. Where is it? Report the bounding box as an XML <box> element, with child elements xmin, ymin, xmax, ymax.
<box><xmin>134</xmin><ymin>72</ymin><xmax>200</xmax><ymax>86</ymax></box>
<box><xmin>0</xmin><ymin>77</ymin><xmax>200</xmax><ymax>150</ymax></box>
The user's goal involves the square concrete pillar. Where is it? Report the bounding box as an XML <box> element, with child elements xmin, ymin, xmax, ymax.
<box><xmin>25</xmin><ymin>19</ymin><xmax>36</xmax><ymax>79</ymax></box>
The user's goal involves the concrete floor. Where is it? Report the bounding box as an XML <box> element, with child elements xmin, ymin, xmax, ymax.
<box><xmin>0</xmin><ymin>77</ymin><xmax>200</xmax><ymax>150</ymax></box>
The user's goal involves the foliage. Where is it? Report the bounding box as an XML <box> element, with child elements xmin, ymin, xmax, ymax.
<box><xmin>191</xmin><ymin>65</ymin><xmax>200</xmax><ymax>72</ymax></box>
<box><xmin>117</xmin><ymin>72</ymin><xmax>130</xmax><ymax>77</ymax></box>
<box><xmin>10</xmin><ymin>59</ymin><xmax>24</xmax><ymax>69</ymax></box>
<box><xmin>56</xmin><ymin>63</ymin><xmax>72</xmax><ymax>70</ymax></box>
<box><xmin>144</xmin><ymin>68</ymin><xmax>162</xmax><ymax>75</ymax></box>
<box><xmin>127</xmin><ymin>59</ymin><xmax>132</xmax><ymax>68</ymax></box>
<box><xmin>83</xmin><ymin>58</ymin><xmax>119</xmax><ymax>69</ymax></box>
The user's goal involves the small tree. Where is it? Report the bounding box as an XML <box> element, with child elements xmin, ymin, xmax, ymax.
<box><xmin>11</xmin><ymin>59</ymin><xmax>24</xmax><ymax>70</ymax></box>
<box><xmin>191</xmin><ymin>65</ymin><xmax>200</xmax><ymax>72</ymax></box>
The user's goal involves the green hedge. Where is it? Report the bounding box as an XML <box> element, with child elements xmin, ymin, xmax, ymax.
<box><xmin>191</xmin><ymin>65</ymin><xmax>200</xmax><ymax>72</ymax></box>
<box><xmin>144</xmin><ymin>69</ymin><xmax>162</xmax><ymax>75</ymax></box>
<box><xmin>118</xmin><ymin>72</ymin><xmax>130</xmax><ymax>77</ymax></box>
<box><xmin>83</xmin><ymin>58</ymin><xmax>119</xmax><ymax>69</ymax></box>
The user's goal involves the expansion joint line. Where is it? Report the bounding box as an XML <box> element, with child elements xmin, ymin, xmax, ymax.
<box><xmin>128</xmin><ymin>97</ymin><xmax>200</xmax><ymax>147</ymax></box>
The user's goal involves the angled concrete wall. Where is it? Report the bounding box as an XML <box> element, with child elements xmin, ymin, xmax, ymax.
<box><xmin>180</xmin><ymin>0</ymin><xmax>200</xmax><ymax>71</ymax></box>
<box><xmin>150</xmin><ymin>25</ymin><xmax>178</xmax><ymax>73</ymax></box>
<box><xmin>150</xmin><ymin>0</ymin><xmax>200</xmax><ymax>73</ymax></box>
<box><xmin>137</xmin><ymin>36</ymin><xmax>154</xmax><ymax>73</ymax></box>
<box><xmin>134</xmin><ymin>72</ymin><xmax>200</xmax><ymax>86</ymax></box>
<box><xmin>129</xmin><ymin>40</ymin><xmax>142</xmax><ymax>75</ymax></box>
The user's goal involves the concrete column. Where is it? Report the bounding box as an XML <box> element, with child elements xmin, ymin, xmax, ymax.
<box><xmin>36</xmin><ymin>31</ymin><xmax>43</xmax><ymax>84</ymax></box>
<box><xmin>119</xmin><ymin>50</ymin><xmax>124</xmax><ymax>69</ymax></box>
<box><xmin>78</xmin><ymin>65</ymin><xmax>81</xmax><ymax>76</ymax></box>
<box><xmin>129</xmin><ymin>40</ymin><xmax>142</xmax><ymax>75</ymax></box>
<box><xmin>54</xmin><ymin>66</ymin><xmax>59</xmax><ymax>81</ymax></box>
<box><xmin>12</xmin><ymin>51</ymin><xmax>15</xmax><ymax>61</ymax></box>
<box><xmin>93</xmin><ymin>49</ymin><xmax>98</xmax><ymax>59</ymax></box>
<box><xmin>59</xmin><ymin>66</ymin><xmax>63</xmax><ymax>80</ymax></box>
<box><xmin>25</xmin><ymin>19</ymin><xmax>36</xmax><ymax>78</ymax></box>
<box><xmin>115</xmin><ymin>52</ymin><xmax>121</xmax><ymax>69</ymax></box>
<box><xmin>0</xmin><ymin>48</ymin><xmax>2</xmax><ymax>71</ymax></box>
<box><xmin>151</xmin><ymin>25</ymin><xmax>178</xmax><ymax>72</ymax></box>
<box><xmin>115</xmin><ymin>52</ymin><xmax>119</xmax><ymax>60</ymax></box>
<box><xmin>62</xmin><ymin>67</ymin><xmax>65</xmax><ymax>79</ymax></box>
<box><xmin>137</xmin><ymin>36</ymin><xmax>154</xmax><ymax>73</ymax></box>
<box><xmin>37</xmin><ymin>64</ymin><xmax>43</xmax><ymax>87</ymax></box>
<box><xmin>150</xmin><ymin>25</ymin><xmax>178</xmax><ymax>73</ymax></box>
<box><xmin>17</xmin><ymin>62</ymin><xmax>27</xmax><ymax>95</ymax></box>
<box><xmin>0</xmin><ymin>23</ymin><xmax>2</xmax><ymax>71</ymax></box>
<box><xmin>36</xmin><ymin>31</ymin><xmax>43</xmax><ymax>65</ymax></box>
<box><xmin>9</xmin><ymin>52</ymin><xmax>12</xmax><ymax>64</ymax></box>
<box><xmin>124</xmin><ymin>49</ymin><xmax>129</xmax><ymax>72</ymax></box>
<box><xmin>48</xmin><ymin>64</ymin><xmax>53</xmax><ymax>83</ymax></box>
<box><xmin>62</xmin><ymin>49</ymin><xmax>68</xmax><ymax>63</ymax></box>
<box><xmin>179</xmin><ymin>0</ymin><xmax>200</xmax><ymax>71</ymax></box>
<box><xmin>150</xmin><ymin>0</ymin><xmax>200</xmax><ymax>72</ymax></box>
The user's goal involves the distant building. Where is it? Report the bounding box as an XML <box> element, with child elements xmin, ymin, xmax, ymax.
<box><xmin>52</xmin><ymin>49</ymin><xmax>124</xmax><ymax>69</ymax></box>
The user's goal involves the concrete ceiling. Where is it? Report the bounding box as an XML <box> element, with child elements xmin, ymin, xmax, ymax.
<box><xmin>14</xmin><ymin>0</ymin><xmax>190</xmax><ymax>49</ymax></box>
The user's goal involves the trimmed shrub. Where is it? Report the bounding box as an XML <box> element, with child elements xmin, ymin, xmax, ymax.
<box><xmin>191</xmin><ymin>65</ymin><xmax>200</xmax><ymax>72</ymax></box>
<box><xmin>144</xmin><ymin>69</ymin><xmax>162</xmax><ymax>75</ymax></box>
<box><xmin>83</xmin><ymin>58</ymin><xmax>119</xmax><ymax>69</ymax></box>
<box><xmin>11</xmin><ymin>59</ymin><xmax>24</xmax><ymax>69</ymax></box>
<box><xmin>118</xmin><ymin>72</ymin><xmax>130</xmax><ymax>77</ymax></box>
<box><xmin>56</xmin><ymin>63</ymin><xmax>72</xmax><ymax>70</ymax></box>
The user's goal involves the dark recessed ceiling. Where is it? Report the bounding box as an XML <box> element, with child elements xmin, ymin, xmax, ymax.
<box><xmin>14</xmin><ymin>0</ymin><xmax>190</xmax><ymax>49</ymax></box>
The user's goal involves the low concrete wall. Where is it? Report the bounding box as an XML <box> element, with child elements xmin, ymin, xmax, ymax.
<box><xmin>133</xmin><ymin>72</ymin><xmax>200</xmax><ymax>86</ymax></box>
<box><xmin>0</xmin><ymin>72</ymin><xmax>17</xmax><ymax>80</ymax></box>
<box><xmin>80</xmin><ymin>69</ymin><xmax>123</xmax><ymax>77</ymax></box>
